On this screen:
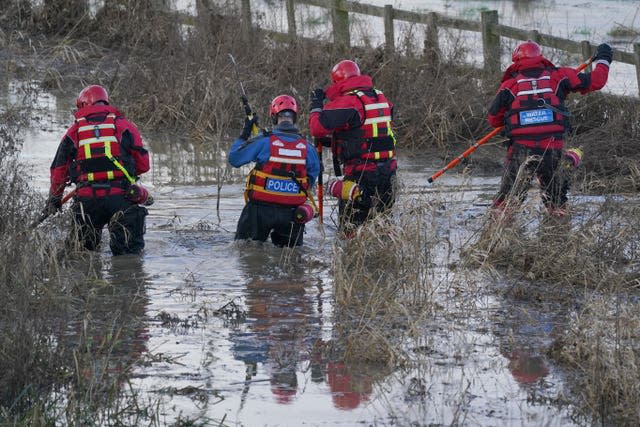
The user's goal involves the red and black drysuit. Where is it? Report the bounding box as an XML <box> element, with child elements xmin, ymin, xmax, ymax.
<box><xmin>309</xmin><ymin>74</ymin><xmax>397</xmax><ymax>229</ymax></box>
<box><xmin>49</xmin><ymin>104</ymin><xmax>150</xmax><ymax>255</ymax></box>
<box><xmin>487</xmin><ymin>56</ymin><xmax>609</xmax><ymax>211</ymax></box>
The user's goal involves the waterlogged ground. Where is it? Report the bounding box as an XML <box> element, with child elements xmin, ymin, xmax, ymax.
<box><xmin>182</xmin><ymin>0</ymin><xmax>640</xmax><ymax>97</ymax></box>
<box><xmin>8</xmin><ymin>85</ymin><xmax>602</xmax><ymax>426</ymax></box>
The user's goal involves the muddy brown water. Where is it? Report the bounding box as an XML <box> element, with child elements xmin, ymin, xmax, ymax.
<box><xmin>13</xmin><ymin>88</ymin><xmax>587</xmax><ymax>426</ymax></box>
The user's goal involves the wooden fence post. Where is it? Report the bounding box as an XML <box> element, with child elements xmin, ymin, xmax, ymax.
<box><xmin>424</xmin><ymin>11</ymin><xmax>440</xmax><ymax>63</ymax></box>
<box><xmin>383</xmin><ymin>5</ymin><xmax>394</xmax><ymax>53</ymax></box>
<box><xmin>286</xmin><ymin>0</ymin><xmax>296</xmax><ymax>39</ymax></box>
<box><xmin>240</xmin><ymin>0</ymin><xmax>252</xmax><ymax>40</ymax></box>
<box><xmin>634</xmin><ymin>43</ymin><xmax>640</xmax><ymax>97</ymax></box>
<box><xmin>331</xmin><ymin>0</ymin><xmax>350</xmax><ymax>50</ymax></box>
<box><xmin>481</xmin><ymin>10</ymin><xmax>500</xmax><ymax>74</ymax></box>
<box><xmin>527</xmin><ymin>29</ymin><xmax>541</xmax><ymax>44</ymax></box>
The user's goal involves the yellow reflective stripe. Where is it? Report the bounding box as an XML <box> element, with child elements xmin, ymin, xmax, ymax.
<box><xmin>372</xmin><ymin>123</ymin><xmax>379</xmax><ymax>138</ymax></box>
<box><xmin>78</xmin><ymin>124</ymin><xmax>116</xmax><ymax>132</ymax></box>
<box><xmin>105</xmin><ymin>154</ymin><xmax>135</xmax><ymax>184</ymax></box>
<box><xmin>103</xmin><ymin>141</ymin><xmax>136</xmax><ymax>184</ymax></box>
<box><xmin>389</xmin><ymin>123</ymin><xmax>396</xmax><ymax>146</ymax></box>
<box><xmin>83</xmin><ymin>143</ymin><xmax>92</xmax><ymax>159</ymax></box>
<box><xmin>87</xmin><ymin>172</ymin><xmax>94</xmax><ymax>181</ymax></box>
<box><xmin>364</xmin><ymin>102</ymin><xmax>389</xmax><ymax>110</ymax></box>
<box><xmin>364</xmin><ymin>116</ymin><xmax>391</xmax><ymax>125</ymax></box>
<box><xmin>369</xmin><ymin>150</ymin><xmax>395</xmax><ymax>159</ymax></box>
<box><xmin>78</xmin><ymin>136</ymin><xmax>118</xmax><ymax>146</ymax></box>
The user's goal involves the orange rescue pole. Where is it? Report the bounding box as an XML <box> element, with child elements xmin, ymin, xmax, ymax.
<box><xmin>428</xmin><ymin>127</ymin><xmax>502</xmax><ymax>183</ymax></box>
<box><xmin>61</xmin><ymin>188</ymin><xmax>76</xmax><ymax>205</ymax></box>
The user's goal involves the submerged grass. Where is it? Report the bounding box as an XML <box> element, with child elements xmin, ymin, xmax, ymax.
<box><xmin>331</xmin><ymin>195</ymin><xmax>442</xmax><ymax>366</ymax></box>
<box><xmin>2</xmin><ymin>0</ymin><xmax>640</xmax><ymax>424</ymax></box>
<box><xmin>461</xmin><ymin>182</ymin><xmax>640</xmax><ymax>424</ymax></box>
<box><xmin>0</xmin><ymin>102</ymin><xmax>196</xmax><ymax>426</ymax></box>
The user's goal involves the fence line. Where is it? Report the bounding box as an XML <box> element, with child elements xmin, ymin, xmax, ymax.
<box><xmin>222</xmin><ymin>0</ymin><xmax>640</xmax><ymax>96</ymax></box>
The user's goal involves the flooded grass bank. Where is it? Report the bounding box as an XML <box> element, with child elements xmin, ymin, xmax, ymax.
<box><xmin>3</xmin><ymin>0</ymin><xmax>640</xmax><ymax>180</ymax></box>
<box><xmin>1</xmin><ymin>1</ymin><xmax>640</xmax><ymax>425</ymax></box>
<box><xmin>3</xmin><ymin>92</ymin><xmax>640</xmax><ymax>424</ymax></box>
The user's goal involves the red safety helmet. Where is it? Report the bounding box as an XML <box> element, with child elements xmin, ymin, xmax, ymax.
<box><xmin>270</xmin><ymin>94</ymin><xmax>298</xmax><ymax>124</ymax></box>
<box><xmin>330</xmin><ymin>60</ymin><xmax>360</xmax><ymax>83</ymax></box>
<box><xmin>512</xmin><ymin>40</ymin><xmax>542</xmax><ymax>62</ymax></box>
<box><xmin>76</xmin><ymin>85</ymin><xmax>109</xmax><ymax>109</ymax></box>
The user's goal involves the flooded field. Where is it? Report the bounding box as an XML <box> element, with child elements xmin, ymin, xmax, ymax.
<box><xmin>179</xmin><ymin>0</ymin><xmax>640</xmax><ymax>97</ymax></box>
<box><xmin>2</xmin><ymin>1</ymin><xmax>639</xmax><ymax>423</ymax></box>
<box><xmin>9</xmin><ymin>85</ymin><xmax>618</xmax><ymax>426</ymax></box>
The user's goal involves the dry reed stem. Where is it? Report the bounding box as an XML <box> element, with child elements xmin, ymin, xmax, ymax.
<box><xmin>331</xmin><ymin>196</ymin><xmax>440</xmax><ymax>366</ymax></box>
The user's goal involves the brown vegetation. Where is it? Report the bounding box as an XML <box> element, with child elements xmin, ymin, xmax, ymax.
<box><xmin>3</xmin><ymin>0</ymin><xmax>639</xmax><ymax>190</ymax></box>
<box><xmin>2</xmin><ymin>0</ymin><xmax>640</xmax><ymax>424</ymax></box>
<box><xmin>0</xmin><ymin>95</ymin><xmax>164</xmax><ymax>426</ymax></box>
<box><xmin>462</xmin><ymin>184</ymin><xmax>640</xmax><ymax>424</ymax></box>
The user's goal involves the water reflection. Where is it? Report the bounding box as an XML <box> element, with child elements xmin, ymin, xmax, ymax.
<box><xmin>324</xmin><ymin>361</ymin><xmax>372</xmax><ymax>410</ymax></box>
<box><xmin>232</xmin><ymin>248</ymin><xmax>322</xmax><ymax>407</ymax></box>
<box><xmin>497</xmin><ymin>302</ymin><xmax>555</xmax><ymax>389</ymax></box>
<box><xmin>230</xmin><ymin>246</ymin><xmax>382</xmax><ymax>413</ymax></box>
<box><xmin>70</xmin><ymin>254</ymin><xmax>150</xmax><ymax>394</ymax></box>
<box><xmin>503</xmin><ymin>349</ymin><xmax>550</xmax><ymax>386</ymax></box>
<box><xmin>146</xmin><ymin>133</ymin><xmax>243</xmax><ymax>186</ymax></box>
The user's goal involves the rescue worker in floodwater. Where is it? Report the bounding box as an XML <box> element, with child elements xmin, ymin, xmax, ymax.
<box><xmin>44</xmin><ymin>85</ymin><xmax>152</xmax><ymax>255</ymax></box>
<box><xmin>488</xmin><ymin>40</ymin><xmax>612</xmax><ymax>219</ymax></box>
<box><xmin>229</xmin><ymin>94</ymin><xmax>320</xmax><ymax>247</ymax></box>
<box><xmin>308</xmin><ymin>59</ymin><xmax>398</xmax><ymax>235</ymax></box>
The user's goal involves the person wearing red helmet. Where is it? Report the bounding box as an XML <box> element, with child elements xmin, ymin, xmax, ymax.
<box><xmin>487</xmin><ymin>40</ymin><xmax>612</xmax><ymax>218</ymax></box>
<box><xmin>308</xmin><ymin>59</ymin><xmax>397</xmax><ymax>234</ymax></box>
<box><xmin>45</xmin><ymin>84</ymin><xmax>151</xmax><ymax>255</ymax></box>
<box><xmin>229</xmin><ymin>94</ymin><xmax>320</xmax><ymax>247</ymax></box>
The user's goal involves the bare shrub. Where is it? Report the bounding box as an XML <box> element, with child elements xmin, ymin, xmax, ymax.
<box><xmin>331</xmin><ymin>196</ymin><xmax>440</xmax><ymax>366</ymax></box>
<box><xmin>569</xmin><ymin>93</ymin><xmax>640</xmax><ymax>193</ymax></box>
<box><xmin>464</xmin><ymin>196</ymin><xmax>640</xmax><ymax>290</ymax></box>
<box><xmin>0</xmin><ymin>0</ymin><xmax>34</xmax><ymax>30</ymax></box>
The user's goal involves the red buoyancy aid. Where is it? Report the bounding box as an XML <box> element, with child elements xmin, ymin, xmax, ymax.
<box><xmin>73</xmin><ymin>109</ymin><xmax>135</xmax><ymax>186</ymax></box>
<box><xmin>246</xmin><ymin>134</ymin><xmax>310</xmax><ymax>206</ymax></box>
<box><xmin>504</xmin><ymin>68</ymin><xmax>569</xmax><ymax>148</ymax></box>
<box><xmin>336</xmin><ymin>89</ymin><xmax>396</xmax><ymax>165</ymax></box>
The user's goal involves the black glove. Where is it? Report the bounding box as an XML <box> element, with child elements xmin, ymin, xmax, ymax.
<box><xmin>239</xmin><ymin>114</ymin><xmax>259</xmax><ymax>140</ymax></box>
<box><xmin>309</xmin><ymin>88</ymin><xmax>325</xmax><ymax>111</ymax></box>
<box><xmin>594</xmin><ymin>43</ymin><xmax>613</xmax><ymax>63</ymax></box>
<box><xmin>43</xmin><ymin>194</ymin><xmax>62</xmax><ymax>216</ymax></box>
